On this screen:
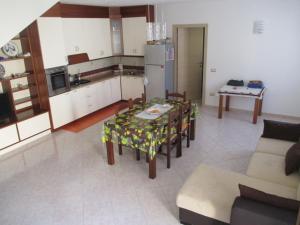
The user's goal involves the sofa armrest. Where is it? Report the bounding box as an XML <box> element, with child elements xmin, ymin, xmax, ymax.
<box><xmin>231</xmin><ymin>197</ymin><xmax>297</xmax><ymax>225</ymax></box>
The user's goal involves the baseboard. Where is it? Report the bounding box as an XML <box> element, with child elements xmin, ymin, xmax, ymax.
<box><xmin>203</xmin><ymin>104</ymin><xmax>300</xmax><ymax>120</ymax></box>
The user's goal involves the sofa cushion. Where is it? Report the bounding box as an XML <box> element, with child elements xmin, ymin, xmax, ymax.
<box><xmin>286</xmin><ymin>142</ymin><xmax>300</xmax><ymax>175</ymax></box>
<box><xmin>231</xmin><ymin>197</ymin><xmax>297</xmax><ymax>225</ymax></box>
<box><xmin>247</xmin><ymin>152</ymin><xmax>300</xmax><ymax>188</ymax></box>
<box><xmin>176</xmin><ymin>164</ymin><xmax>297</xmax><ymax>223</ymax></box>
<box><xmin>239</xmin><ymin>184</ymin><xmax>300</xmax><ymax>211</ymax></box>
<box><xmin>256</xmin><ymin>137</ymin><xmax>295</xmax><ymax>156</ymax></box>
<box><xmin>262</xmin><ymin>120</ymin><xmax>300</xmax><ymax>142</ymax></box>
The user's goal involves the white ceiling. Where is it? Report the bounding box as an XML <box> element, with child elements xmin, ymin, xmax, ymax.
<box><xmin>60</xmin><ymin>0</ymin><xmax>188</xmax><ymax>6</ymax></box>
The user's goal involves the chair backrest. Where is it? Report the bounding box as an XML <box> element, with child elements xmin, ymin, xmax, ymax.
<box><xmin>181</xmin><ymin>100</ymin><xmax>192</xmax><ymax>126</ymax></box>
<box><xmin>115</xmin><ymin>101</ymin><xmax>130</xmax><ymax>117</ymax></box>
<box><xmin>166</xmin><ymin>90</ymin><xmax>186</xmax><ymax>102</ymax></box>
<box><xmin>128</xmin><ymin>93</ymin><xmax>146</xmax><ymax>109</ymax></box>
<box><xmin>166</xmin><ymin>108</ymin><xmax>181</xmax><ymax>141</ymax></box>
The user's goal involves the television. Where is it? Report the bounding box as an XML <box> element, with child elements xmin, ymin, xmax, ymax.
<box><xmin>0</xmin><ymin>93</ymin><xmax>12</xmax><ymax>123</ymax></box>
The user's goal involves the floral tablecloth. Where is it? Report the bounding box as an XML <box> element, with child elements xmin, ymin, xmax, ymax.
<box><xmin>102</xmin><ymin>98</ymin><xmax>198</xmax><ymax>159</ymax></box>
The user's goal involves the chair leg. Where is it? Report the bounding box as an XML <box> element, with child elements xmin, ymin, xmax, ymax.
<box><xmin>187</xmin><ymin>127</ymin><xmax>190</xmax><ymax>148</ymax></box>
<box><xmin>167</xmin><ymin>142</ymin><xmax>171</xmax><ymax>169</ymax></box>
<box><xmin>176</xmin><ymin>135</ymin><xmax>182</xmax><ymax>158</ymax></box>
<box><xmin>118</xmin><ymin>143</ymin><xmax>123</xmax><ymax>155</ymax></box>
<box><xmin>158</xmin><ymin>145</ymin><xmax>163</xmax><ymax>153</ymax></box>
<box><xmin>136</xmin><ymin>149</ymin><xmax>140</xmax><ymax>161</ymax></box>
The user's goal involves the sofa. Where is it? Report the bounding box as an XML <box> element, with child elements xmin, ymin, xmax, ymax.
<box><xmin>176</xmin><ymin>137</ymin><xmax>300</xmax><ymax>225</ymax></box>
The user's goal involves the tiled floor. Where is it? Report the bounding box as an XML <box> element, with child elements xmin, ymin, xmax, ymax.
<box><xmin>0</xmin><ymin>106</ymin><xmax>299</xmax><ymax>225</ymax></box>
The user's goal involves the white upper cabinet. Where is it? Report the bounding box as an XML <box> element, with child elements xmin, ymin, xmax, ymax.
<box><xmin>62</xmin><ymin>18</ymin><xmax>87</xmax><ymax>56</ymax></box>
<box><xmin>37</xmin><ymin>17</ymin><xmax>68</xmax><ymax>69</ymax></box>
<box><xmin>62</xmin><ymin>18</ymin><xmax>112</xmax><ymax>60</ymax></box>
<box><xmin>122</xmin><ymin>17</ymin><xmax>147</xmax><ymax>56</ymax></box>
<box><xmin>82</xmin><ymin>18</ymin><xmax>112</xmax><ymax>59</ymax></box>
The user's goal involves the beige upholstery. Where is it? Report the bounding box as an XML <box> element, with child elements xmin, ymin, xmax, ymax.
<box><xmin>247</xmin><ymin>152</ymin><xmax>300</xmax><ymax>188</ymax></box>
<box><xmin>256</xmin><ymin>137</ymin><xmax>295</xmax><ymax>156</ymax></box>
<box><xmin>177</xmin><ymin>137</ymin><xmax>300</xmax><ymax>224</ymax></box>
<box><xmin>177</xmin><ymin>164</ymin><xmax>297</xmax><ymax>223</ymax></box>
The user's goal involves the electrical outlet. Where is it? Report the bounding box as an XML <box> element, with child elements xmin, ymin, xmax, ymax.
<box><xmin>210</xmin><ymin>68</ymin><xmax>217</xmax><ymax>72</ymax></box>
<box><xmin>209</xmin><ymin>92</ymin><xmax>216</xmax><ymax>97</ymax></box>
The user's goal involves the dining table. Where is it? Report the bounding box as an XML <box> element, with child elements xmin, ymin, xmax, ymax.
<box><xmin>102</xmin><ymin>98</ymin><xmax>198</xmax><ymax>179</ymax></box>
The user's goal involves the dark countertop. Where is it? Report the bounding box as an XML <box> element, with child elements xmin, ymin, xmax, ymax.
<box><xmin>70</xmin><ymin>69</ymin><xmax>144</xmax><ymax>90</ymax></box>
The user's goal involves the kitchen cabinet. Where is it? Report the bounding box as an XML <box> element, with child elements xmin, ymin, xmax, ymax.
<box><xmin>62</xmin><ymin>18</ymin><xmax>112</xmax><ymax>59</ymax></box>
<box><xmin>0</xmin><ymin>124</ymin><xmax>19</xmax><ymax>149</ymax></box>
<box><xmin>17</xmin><ymin>113</ymin><xmax>51</xmax><ymax>140</ymax></box>
<box><xmin>82</xmin><ymin>19</ymin><xmax>112</xmax><ymax>59</ymax></box>
<box><xmin>110</xmin><ymin>76</ymin><xmax>122</xmax><ymax>103</ymax></box>
<box><xmin>72</xmin><ymin>87</ymin><xmax>90</xmax><ymax>119</ymax></box>
<box><xmin>122</xmin><ymin>17</ymin><xmax>147</xmax><ymax>56</ymax></box>
<box><xmin>49</xmin><ymin>76</ymin><xmax>122</xmax><ymax>129</ymax></box>
<box><xmin>62</xmin><ymin>18</ymin><xmax>86</xmax><ymax>56</ymax></box>
<box><xmin>49</xmin><ymin>92</ymin><xmax>74</xmax><ymax>129</ymax></box>
<box><xmin>101</xmin><ymin>79</ymin><xmax>113</xmax><ymax>106</ymax></box>
<box><xmin>121</xmin><ymin>76</ymin><xmax>144</xmax><ymax>100</ymax></box>
<box><xmin>37</xmin><ymin>17</ymin><xmax>68</xmax><ymax>69</ymax></box>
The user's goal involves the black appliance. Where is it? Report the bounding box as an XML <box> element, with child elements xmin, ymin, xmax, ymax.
<box><xmin>0</xmin><ymin>93</ymin><xmax>12</xmax><ymax>123</ymax></box>
<box><xmin>45</xmin><ymin>66</ymin><xmax>70</xmax><ymax>96</ymax></box>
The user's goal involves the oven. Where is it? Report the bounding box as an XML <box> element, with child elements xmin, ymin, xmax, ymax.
<box><xmin>45</xmin><ymin>66</ymin><xmax>70</xmax><ymax>97</ymax></box>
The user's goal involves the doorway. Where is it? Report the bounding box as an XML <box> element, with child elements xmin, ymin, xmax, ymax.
<box><xmin>173</xmin><ymin>25</ymin><xmax>207</xmax><ymax>104</ymax></box>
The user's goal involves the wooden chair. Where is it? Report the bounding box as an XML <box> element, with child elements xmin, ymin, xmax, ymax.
<box><xmin>166</xmin><ymin>90</ymin><xmax>186</xmax><ymax>102</ymax></box>
<box><xmin>180</xmin><ymin>100</ymin><xmax>192</xmax><ymax>148</ymax></box>
<box><xmin>128</xmin><ymin>93</ymin><xmax>146</xmax><ymax>109</ymax></box>
<box><xmin>159</xmin><ymin>108</ymin><xmax>182</xmax><ymax>169</ymax></box>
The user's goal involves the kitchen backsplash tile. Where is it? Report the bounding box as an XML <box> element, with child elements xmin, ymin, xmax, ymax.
<box><xmin>67</xmin><ymin>56</ymin><xmax>144</xmax><ymax>75</ymax></box>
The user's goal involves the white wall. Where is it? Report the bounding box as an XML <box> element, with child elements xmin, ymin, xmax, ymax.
<box><xmin>159</xmin><ymin>0</ymin><xmax>300</xmax><ymax>117</ymax></box>
<box><xmin>0</xmin><ymin>0</ymin><xmax>58</xmax><ymax>48</ymax></box>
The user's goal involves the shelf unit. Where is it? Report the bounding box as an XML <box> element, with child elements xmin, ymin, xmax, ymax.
<box><xmin>0</xmin><ymin>56</ymin><xmax>31</xmax><ymax>63</ymax></box>
<box><xmin>1</xmin><ymin>21</ymin><xmax>50</xmax><ymax>126</ymax></box>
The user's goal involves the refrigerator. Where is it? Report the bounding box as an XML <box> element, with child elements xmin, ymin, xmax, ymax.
<box><xmin>145</xmin><ymin>43</ymin><xmax>175</xmax><ymax>100</ymax></box>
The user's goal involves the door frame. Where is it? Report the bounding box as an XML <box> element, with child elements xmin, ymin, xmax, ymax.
<box><xmin>173</xmin><ymin>24</ymin><xmax>208</xmax><ymax>104</ymax></box>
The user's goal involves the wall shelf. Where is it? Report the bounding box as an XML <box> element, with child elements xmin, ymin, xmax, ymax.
<box><xmin>0</xmin><ymin>56</ymin><xmax>31</xmax><ymax>63</ymax></box>
<box><xmin>11</xmin><ymin>85</ymin><xmax>29</xmax><ymax>93</ymax></box>
<box><xmin>3</xmin><ymin>73</ymin><xmax>32</xmax><ymax>81</ymax></box>
<box><xmin>14</xmin><ymin>96</ymin><xmax>34</xmax><ymax>105</ymax></box>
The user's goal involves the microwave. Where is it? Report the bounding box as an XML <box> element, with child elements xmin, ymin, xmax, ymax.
<box><xmin>45</xmin><ymin>66</ymin><xmax>70</xmax><ymax>97</ymax></box>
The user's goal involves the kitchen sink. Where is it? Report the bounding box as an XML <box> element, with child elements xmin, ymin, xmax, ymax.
<box><xmin>70</xmin><ymin>79</ymin><xmax>91</xmax><ymax>86</ymax></box>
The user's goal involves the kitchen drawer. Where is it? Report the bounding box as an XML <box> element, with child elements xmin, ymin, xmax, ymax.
<box><xmin>17</xmin><ymin>112</ymin><xmax>51</xmax><ymax>140</ymax></box>
<box><xmin>0</xmin><ymin>124</ymin><xmax>19</xmax><ymax>149</ymax></box>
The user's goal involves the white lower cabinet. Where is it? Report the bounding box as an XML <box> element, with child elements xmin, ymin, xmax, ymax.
<box><xmin>121</xmin><ymin>76</ymin><xmax>144</xmax><ymax>100</ymax></box>
<box><xmin>0</xmin><ymin>124</ymin><xmax>19</xmax><ymax>149</ymax></box>
<box><xmin>49</xmin><ymin>92</ymin><xmax>74</xmax><ymax>129</ymax></box>
<box><xmin>110</xmin><ymin>76</ymin><xmax>122</xmax><ymax>103</ymax></box>
<box><xmin>17</xmin><ymin>113</ymin><xmax>51</xmax><ymax>140</ymax></box>
<box><xmin>72</xmin><ymin>88</ymin><xmax>90</xmax><ymax>119</ymax></box>
<box><xmin>49</xmin><ymin>76</ymin><xmax>123</xmax><ymax>129</ymax></box>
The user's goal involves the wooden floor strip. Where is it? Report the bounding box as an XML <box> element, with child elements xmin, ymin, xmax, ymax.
<box><xmin>62</xmin><ymin>101</ymin><xmax>128</xmax><ymax>133</ymax></box>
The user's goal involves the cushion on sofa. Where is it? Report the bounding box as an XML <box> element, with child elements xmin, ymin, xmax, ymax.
<box><xmin>286</xmin><ymin>142</ymin><xmax>300</xmax><ymax>175</ymax></box>
<box><xmin>256</xmin><ymin>137</ymin><xmax>295</xmax><ymax>156</ymax></box>
<box><xmin>262</xmin><ymin>120</ymin><xmax>300</xmax><ymax>142</ymax></box>
<box><xmin>247</xmin><ymin>152</ymin><xmax>300</xmax><ymax>188</ymax></box>
<box><xmin>176</xmin><ymin>164</ymin><xmax>297</xmax><ymax>224</ymax></box>
<box><xmin>239</xmin><ymin>184</ymin><xmax>300</xmax><ymax>211</ymax></box>
<box><xmin>231</xmin><ymin>197</ymin><xmax>297</xmax><ymax>225</ymax></box>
